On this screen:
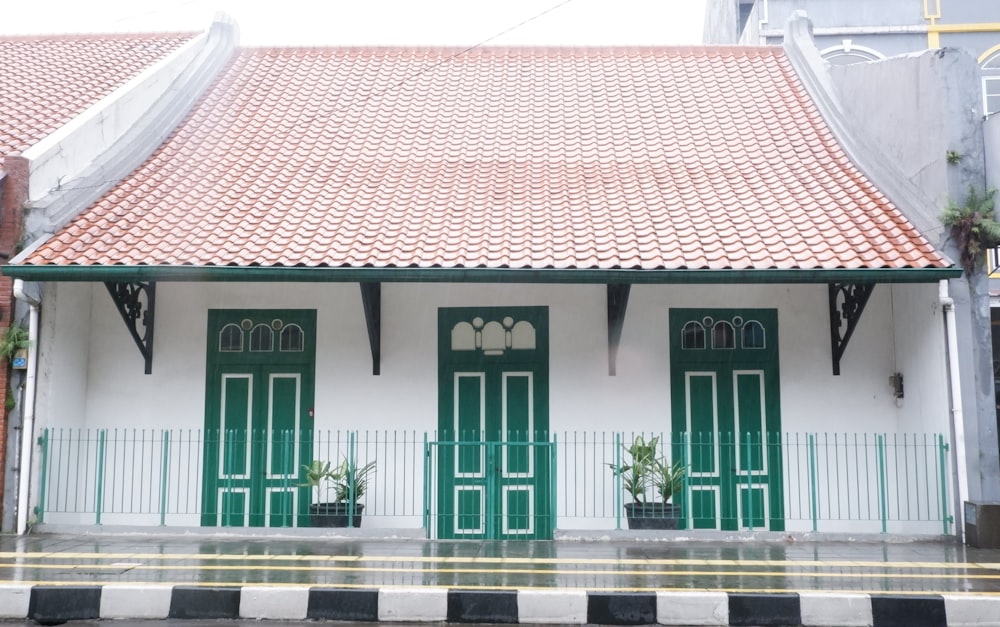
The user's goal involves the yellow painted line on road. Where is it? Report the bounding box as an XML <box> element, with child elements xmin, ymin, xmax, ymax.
<box><xmin>0</xmin><ymin>551</ymin><xmax>996</xmax><ymax>571</ymax></box>
<box><xmin>4</xmin><ymin>579</ymin><xmax>1000</xmax><ymax>596</ymax></box>
<box><xmin>3</xmin><ymin>562</ymin><xmax>1000</xmax><ymax>580</ymax></box>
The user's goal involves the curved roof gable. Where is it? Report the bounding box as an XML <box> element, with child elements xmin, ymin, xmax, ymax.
<box><xmin>19</xmin><ymin>45</ymin><xmax>949</xmax><ymax>275</ymax></box>
<box><xmin>1</xmin><ymin>32</ymin><xmax>197</xmax><ymax>158</ymax></box>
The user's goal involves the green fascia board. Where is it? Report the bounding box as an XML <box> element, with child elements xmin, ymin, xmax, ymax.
<box><xmin>0</xmin><ymin>264</ymin><xmax>962</xmax><ymax>284</ymax></box>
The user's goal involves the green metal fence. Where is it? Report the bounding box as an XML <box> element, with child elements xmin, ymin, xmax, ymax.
<box><xmin>425</xmin><ymin>435</ymin><xmax>557</xmax><ymax>540</ymax></box>
<box><xmin>36</xmin><ymin>428</ymin><xmax>951</xmax><ymax>535</ymax></box>
<box><xmin>555</xmin><ymin>431</ymin><xmax>952</xmax><ymax>535</ymax></box>
<box><xmin>37</xmin><ymin>428</ymin><xmax>425</xmax><ymax>528</ymax></box>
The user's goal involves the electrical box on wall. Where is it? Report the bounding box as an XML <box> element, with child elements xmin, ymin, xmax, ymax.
<box><xmin>889</xmin><ymin>372</ymin><xmax>904</xmax><ymax>399</ymax></box>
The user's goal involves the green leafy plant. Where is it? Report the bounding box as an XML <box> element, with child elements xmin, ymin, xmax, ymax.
<box><xmin>301</xmin><ymin>457</ymin><xmax>376</xmax><ymax>504</ymax></box>
<box><xmin>941</xmin><ymin>186</ymin><xmax>1000</xmax><ymax>275</ymax></box>
<box><xmin>946</xmin><ymin>150</ymin><xmax>963</xmax><ymax>164</ymax></box>
<box><xmin>656</xmin><ymin>459</ymin><xmax>686</xmax><ymax>503</ymax></box>
<box><xmin>608</xmin><ymin>435</ymin><xmax>685</xmax><ymax>504</ymax></box>
<box><xmin>301</xmin><ymin>459</ymin><xmax>335</xmax><ymax>505</ymax></box>
<box><xmin>0</xmin><ymin>324</ymin><xmax>29</xmax><ymax>362</ymax></box>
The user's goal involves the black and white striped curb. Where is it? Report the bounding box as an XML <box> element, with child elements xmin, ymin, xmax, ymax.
<box><xmin>2</xmin><ymin>584</ymin><xmax>998</xmax><ymax>625</ymax></box>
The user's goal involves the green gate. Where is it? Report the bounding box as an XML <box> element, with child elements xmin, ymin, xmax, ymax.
<box><xmin>201</xmin><ymin>310</ymin><xmax>316</xmax><ymax>527</ymax></box>
<box><xmin>437</xmin><ymin>307</ymin><xmax>551</xmax><ymax>539</ymax></box>
<box><xmin>428</xmin><ymin>439</ymin><xmax>555</xmax><ymax>539</ymax></box>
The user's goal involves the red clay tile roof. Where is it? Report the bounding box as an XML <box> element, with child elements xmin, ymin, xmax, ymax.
<box><xmin>23</xmin><ymin>46</ymin><xmax>948</xmax><ymax>271</ymax></box>
<box><xmin>1</xmin><ymin>32</ymin><xmax>197</xmax><ymax>158</ymax></box>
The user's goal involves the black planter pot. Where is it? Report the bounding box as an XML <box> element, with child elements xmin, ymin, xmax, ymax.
<box><xmin>624</xmin><ymin>502</ymin><xmax>680</xmax><ymax>530</ymax></box>
<box><xmin>309</xmin><ymin>503</ymin><xmax>364</xmax><ymax>528</ymax></box>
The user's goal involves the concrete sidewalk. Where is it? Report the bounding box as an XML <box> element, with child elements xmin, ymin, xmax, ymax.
<box><xmin>1</xmin><ymin>530</ymin><xmax>998</xmax><ymax>626</ymax></box>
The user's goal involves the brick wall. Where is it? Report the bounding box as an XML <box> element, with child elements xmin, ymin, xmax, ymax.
<box><xmin>1</xmin><ymin>156</ymin><xmax>30</xmax><ymax>526</ymax></box>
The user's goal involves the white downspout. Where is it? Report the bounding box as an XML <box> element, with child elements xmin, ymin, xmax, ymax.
<box><xmin>13</xmin><ymin>279</ymin><xmax>40</xmax><ymax>535</ymax></box>
<box><xmin>940</xmin><ymin>279</ymin><xmax>968</xmax><ymax>539</ymax></box>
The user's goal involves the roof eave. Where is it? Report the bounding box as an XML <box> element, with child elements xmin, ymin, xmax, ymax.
<box><xmin>0</xmin><ymin>265</ymin><xmax>962</xmax><ymax>284</ymax></box>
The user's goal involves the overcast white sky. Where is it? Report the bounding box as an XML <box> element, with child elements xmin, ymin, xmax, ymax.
<box><xmin>2</xmin><ymin>0</ymin><xmax>708</xmax><ymax>46</ymax></box>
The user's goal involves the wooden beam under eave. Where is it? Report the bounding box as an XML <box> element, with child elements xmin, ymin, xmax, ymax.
<box><xmin>607</xmin><ymin>284</ymin><xmax>631</xmax><ymax>376</ymax></box>
<box><xmin>360</xmin><ymin>282</ymin><xmax>381</xmax><ymax>375</ymax></box>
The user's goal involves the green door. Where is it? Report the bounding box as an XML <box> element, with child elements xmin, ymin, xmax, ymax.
<box><xmin>202</xmin><ymin>310</ymin><xmax>316</xmax><ymax>527</ymax></box>
<box><xmin>669</xmin><ymin>309</ymin><xmax>783</xmax><ymax>531</ymax></box>
<box><xmin>437</xmin><ymin>307</ymin><xmax>550</xmax><ymax>539</ymax></box>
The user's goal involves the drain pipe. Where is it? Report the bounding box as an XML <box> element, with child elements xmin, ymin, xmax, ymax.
<box><xmin>939</xmin><ymin>280</ymin><xmax>968</xmax><ymax>539</ymax></box>
<box><xmin>12</xmin><ymin>279</ymin><xmax>40</xmax><ymax>536</ymax></box>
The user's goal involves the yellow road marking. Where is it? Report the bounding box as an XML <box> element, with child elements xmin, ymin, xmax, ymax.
<box><xmin>0</xmin><ymin>552</ymin><xmax>996</xmax><ymax>571</ymax></box>
<box><xmin>2</xmin><ymin>562</ymin><xmax>1000</xmax><ymax>580</ymax></box>
<box><xmin>4</xmin><ymin>579</ymin><xmax>1000</xmax><ymax>596</ymax></box>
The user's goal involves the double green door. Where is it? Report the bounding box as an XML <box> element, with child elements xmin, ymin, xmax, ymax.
<box><xmin>437</xmin><ymin>307</ymin><xmax>550</xmax><ymax>539</ymax></box>
<box><xmin>669</xmin><ymin>309</ymin><xmax>784</xmax><ymax>531</ymax></box>
<box><xmin>202</xmin><ymin>310</ymin><xmax>316</xmax><ymax>527</ymax></box>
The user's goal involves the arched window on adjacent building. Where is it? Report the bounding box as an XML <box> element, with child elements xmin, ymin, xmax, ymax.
<box><xmin>819</xmin><ymin>41</ymin><xmax>884</xmax><ymax>66</ymax></box>
<box><xmin>981</xmin><ymin>49</ymin><xmax>1000</xmax><ymax>116</ymax></box>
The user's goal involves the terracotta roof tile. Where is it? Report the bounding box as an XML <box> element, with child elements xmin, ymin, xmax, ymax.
<box><xmin>23</xmin><ymin>45</ymin><xmax>948</xmax><ymax>271</ymax></box>
<box><xmin>1</xmin><ymin>32</ymin><xmax>197</xmax><ymax>159</ymax></box>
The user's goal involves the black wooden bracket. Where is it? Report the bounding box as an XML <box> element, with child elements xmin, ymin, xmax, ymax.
<box><xmin>105</xmin><ymin>281</ymin><xmax>156</xmax><ymax>375</ymax></box>
<box><xmin>360</xmin><ymin>282</ymin><xmax>381</xmax><ymax>376</ymax></box>
<box><xmin>828</xmin><ymin>282</ymin><xmax>875</xmax><ymax>376</ymax></box>
<box><xmin>607</xmin><ymin>284</ymin><xmax>631</xmax><ymax>376</ymax></box>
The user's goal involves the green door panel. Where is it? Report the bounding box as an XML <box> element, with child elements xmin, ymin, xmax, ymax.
<box><xmin>740</xmin><ymin>486</ymin><xmax>767</xmax><ymax>529</ymax></box>
<box><xmin>670</xmin><ymin>309</ymin><xmax>784</xmax><ymax>532</ymax></box>
<box><xmin>735</xmin><ymin>372</ymin><xmax>765</xmax><ymax>471</ymax></box>
<box><xmin>437</xmin><ymin>307</ymin><xmax>550</xmax><ymax>540</ymax></box>
<box><xmin>221</xmin><ymin>491</ymin><xmax>247</xmax><ymax>527</ymax></box>
<box><xmin>221</xmin><ymin>375</ymin><xmax>251</xmax><ymax>477</ymax></box>
<box><xmin>202</xmin><ymin>310</ymin><xmax>316</xmax><ymax>528</ymax></box>
<box><xmin>690</xmin><ymin>488</ymin><xmax>718</xmax><ymax>530</ymax></box>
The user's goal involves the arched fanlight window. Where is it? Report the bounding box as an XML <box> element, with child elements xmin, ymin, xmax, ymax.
<box><xmin>481</xmin><ymin>321</ymin><xmax>506</xmax><ymax>355</ymax></box>
<box><xmin>712</xmin><ymin>321</ymin><xmax>735</xmax><ymax>349</ymax></box>
<box><xmin>450</xmin><ymin>317</ymin><xmax>536</xmax><ymax>355</ymax></box>
<box><xmin>219</xmin><ymin>323</ymin><xmax>243</xmax><ymax>352</ymax></box>
<box><xmin>249</xmin><ymin>324</ymin><xmax>274</xmax><ymax>352</ymax></box>
<box><xmin>681</xmin><ymin>321</ymin><xmax>706</xmax><ymax>349</ymax></box>
<box><xmin>742</xmin><ymin>320</ymin><xmax>766</xmax><ymax>349</ymax></box>
<box><xmin>510</xmin><ymin>319</ymin><xmax>536</xmax><ymax>349</ymax></box>
<box><xmin>280</xmin><ymin>324</ymin><xmax>304</xmax><ymax>352</ymax></box>
<box><xmin>451</xmin><ymin>321</ymin><xmax>476</xmax><ymax>350</ymax></box>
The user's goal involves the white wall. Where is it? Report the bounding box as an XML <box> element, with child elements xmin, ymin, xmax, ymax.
<box><xmin>37</xmin><ymin>282</ymin><xmax>93</xmax><ymax>432</ymax></box>
<box><xmin>38</xmin><ymin>281</ymin><xmax>950</xmax><ymax>435</ymax></box>
<box><xmin>33</xmin><ymin>280</ymin><xmax>952</xmax><ymax>533</ymax></box>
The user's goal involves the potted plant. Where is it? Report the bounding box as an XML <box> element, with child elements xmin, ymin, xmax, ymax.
<box><xmin>608</xmin><ymin>434</ymin><xmax>685</xmax><ymax>529</ymax></box>
<box><xmin>302</xmin><ymin>457</ymin><xmax>376</xmax><ymax>528</ymax></box>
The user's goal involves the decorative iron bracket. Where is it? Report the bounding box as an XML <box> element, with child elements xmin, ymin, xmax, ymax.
<box><xmin>828</xmin><ymin>282</ymin><xmax>875</xmax><ymax>376</ymax></box>
<box><xmin>105</xmin><ymin>281</ymin><xmax>156</xmax><ymax>375</ymax></box>
<box><xmin>360</xmin><ymin>282</ymin><xmax>381</xmax><ymax>375</ymax></box>
<box><xmin>607</xmin><ymin>284</ymin><xmax>631</xmax><ymax>376</ymax></box>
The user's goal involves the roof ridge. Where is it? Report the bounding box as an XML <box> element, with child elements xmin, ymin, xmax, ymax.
<box><xmin>0</xmin><ymin>31</ymin><xmax>198</xmax><ymax>42</ymax></box>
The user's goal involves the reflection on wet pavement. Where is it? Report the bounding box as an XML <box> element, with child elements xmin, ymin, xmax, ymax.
<box><xmin>1</xmin><ymin>534</ymin><xmax>999</xmax><ymax>595</ymax></box>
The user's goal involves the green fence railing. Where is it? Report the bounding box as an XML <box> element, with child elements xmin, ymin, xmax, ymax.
<box><xmin>555</xmin><ymin>431</ymin><xmax>951</xmax><ymax>535</ymax></box>
<box><xmin>35</xmin><ymin>428</ymin><xmax>951</xmax><ymax>536</ymax></box>
<box><xmin>424</xmin><ymin>435</ymin><xmax>557</xmax><ymax>540</ymax></box>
